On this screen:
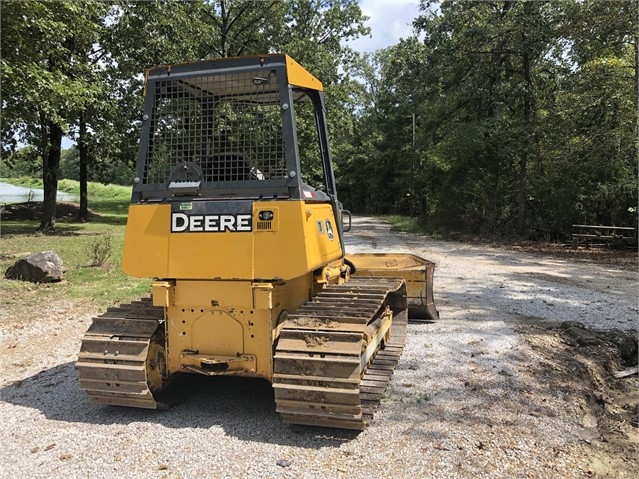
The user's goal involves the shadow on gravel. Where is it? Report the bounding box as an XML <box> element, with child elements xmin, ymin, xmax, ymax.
<box><xmin>0</xmin><ymin>362</ymin><xmax>358</xmax><ymax>447</ymax></box>
<box><xmin>389</xmin><ymin>319</ymin><xmax>638</xmax><ymax>478</ymax></box>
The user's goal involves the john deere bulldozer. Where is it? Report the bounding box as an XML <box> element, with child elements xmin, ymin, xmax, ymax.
<box><xmin>77</xmin><ymin>54</ymin><xmax>437</xmax><ymax>430</ymax></box>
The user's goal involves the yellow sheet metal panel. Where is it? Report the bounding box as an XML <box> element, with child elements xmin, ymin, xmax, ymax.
<box><xmin>122</xmin><ymin>200</ymin><xmax>341</xmax><ymax>281</ymax></box>
<box><xmin>301</xmin><ymin>202</ymin><xmax>343</xmax><ymax>270</ymax></box>
<box><xmin>122</xmin><ymin>203</ymin><xmax>255</xmax><ymax>280</ymax></box>
<box><xmin>152</xmin><ymin>281</ymin><xmax>174</xmax><ymax>307</ymax></box>
<box><xmin>173</xmin><ymin>280</ymin><xmax>253</xmax><ymax>308</ymax></box>
<box><xmin>122</xmin><ymin>204</ymin><xmax>170</xmax><ymax>278</ymax></box>
<box><xmin>166</xmin><ymin>294</ymin><xmax>273</xmax><ymax>378</ymax></box>
<box><xmin>252</xmin><ymin>201</ymin><xmax>341</xmax><ymax>279</ymax></box>
<box><xmin>164</xmin><ymin>278</ymin><xmax>313</xmax><ymax>381</ymax></box>
<box><xmin>194</xmin><ymin>310</ymin><xmax>243</xmax><ymax>355</ymax></box>
<box><xmin>167</xmin><ymin>230</ymin><xmax>254</xmax><ymax>279</ymax></box>
<box><xmin>271</xmin><ymin>274</ymin><xmax>312</xmax><ymax>326</ymax></box>
<box><xmin>166</xmin><ymin>306</ymin><xmax>270</xmax><ymax>377</ymax></box>
<box><xmin>252</xmin><ymin>201</ymin><xmax>308</xmax><ymax>279</ymax></box>
<box><xmin>252</xmin><ymin>283</ymin><xmax>273</xmax><ymax>310</ymax></box>
<box><xmin>284</xmin><ymin>54</ymin><xmax>323</xmax><ymax>91</ymax></box>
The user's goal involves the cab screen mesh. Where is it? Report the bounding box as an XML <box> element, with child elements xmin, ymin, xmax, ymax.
<box><xmin>143</xmin><ymin>70</ymin><xmax>286</xmax><ymax>185</ymax></box>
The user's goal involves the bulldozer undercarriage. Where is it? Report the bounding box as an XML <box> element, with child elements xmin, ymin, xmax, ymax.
<box><xmin>77</xmin><ymin>277</ymin><xmax>408</xmax><ymax>430</ymax></box>
<box><xmin>77</xmin><ymin>299</ymin><xmax>169</xmax><ymax>410</ymax></box>
<box><xmin>273</xmin><ymin>276</ymin><xmax>408</xmax><ymax>430</ymax></box>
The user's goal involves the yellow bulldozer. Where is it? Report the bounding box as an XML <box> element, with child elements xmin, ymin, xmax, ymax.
<box><xmin>77</xmin><ymin>54</ymin><xmax>438</xmax><ymax>430</ymax></box>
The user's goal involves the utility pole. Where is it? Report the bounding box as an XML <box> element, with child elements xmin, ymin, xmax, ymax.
<box><xmin>412</xmin><ymin>113</ymin><xmax>416</xmax><ymax>149</ymax></box>
<box><xmin>411</xmin><ymin>113</ymin><xmax>415</xmax><ymax>216</ymax></box>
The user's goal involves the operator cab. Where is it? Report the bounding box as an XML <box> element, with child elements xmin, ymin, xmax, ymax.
<box><xmin>132</xmin><ymin>54</ymin><xmax>337</xmax><ymax>206</ymax></box>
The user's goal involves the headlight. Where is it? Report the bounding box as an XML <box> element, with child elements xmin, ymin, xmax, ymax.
<box><xmin>258</xmin><ymin>210</ymin><xmax>274</xmax><ymax>221</ymax></box>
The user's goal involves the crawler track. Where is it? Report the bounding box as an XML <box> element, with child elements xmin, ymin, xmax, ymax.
<box><xmin>76</xmin><ymin>298</ymin><xmax>168</xmax><ymax>409</ymax></box>
<box><xmin>273</xmin><ymin>277</ymin><xmax>408</xmax><ymax>430</ymax></box>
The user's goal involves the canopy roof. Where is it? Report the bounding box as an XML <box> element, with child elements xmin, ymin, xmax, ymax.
<box><xmin>145</xmin><ymin>54</ymin><xmax>323</xmax><ymax>99</ymax></box>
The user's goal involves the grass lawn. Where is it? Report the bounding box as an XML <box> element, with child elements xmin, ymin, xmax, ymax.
<box><xmin>0</xmin><ymin>179</ymin><xmax>150</xmax><ymax>314</ymax></box>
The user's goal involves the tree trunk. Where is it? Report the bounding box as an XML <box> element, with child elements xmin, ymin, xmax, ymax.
<box><xmin>517</xmin><ymin>28</ymin><xmax>533</xmax><ymax>236</ymax></box>
<box><xmin>78</xmin><ymin>111</ymin><xmax>89</xmax><ymax>221</ymax></box>
<box><xmin>517</xmin><ymin>148</ymin><xmax>528</xmax><ymax>235</ymax></box>
<box><xmin>38</xmin><ymin>121</ymin><xmax>63</xmax><ymax>233</ymax></box>
<box><xmin>220</xmin><ymin>0</ymin><xmax>228</xmax><ymax>57</ymax></box>
<box><xmin>634</xmin><ymin>33</ymin><xmax>638</xmax><ymax>170</ymax></box>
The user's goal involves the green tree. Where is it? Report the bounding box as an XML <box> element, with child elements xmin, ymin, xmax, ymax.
<box><xmin>531</xmin><ymin>0</ymin><xmax>638</xmax><ymax>229</ymax></box>
<box><xmin>2</xmin><ymin>0</ymin><xmax>371</xmax><ymax>228</ymax></box>
<box><xmin>338</xmin><ymin>41</ymin><xmax>425</xmax><ymax>214</ymax></box>
<box><xmin>264</xmin><ymin>1</ymin><xmax>370</xmax><ymax>189</ymax></box>
<box><xmin>1</xmin><ymin>0</ymin><xmax>211</xmax><ymax>226</ymax></box>
<box><xmin>411</xmin><ymin>0</ymin><xmax>562</xmax><ymax>234</ymax></box>
<box><xmin>198</xmin><ymin>0</ymin><xmax>285</xmax><ymax>58</ymax></box>
<box><xmin>1</xmin><ymin>0</ymin><xmax>100</xmax><ymax>231</ymax></box>
<box><xmin>79</xmin><ymin>0</ymin><xmax>210</xmax><ymax>216</ymax></box>
<box><xmin>59</xmin><ymin>146</ymin><xmax>80</xmax><ymax>180</ymax></box>
<box><xmin>1</xmin><ymin>146</ymin><xmax>42</xmax><ymax>178</ymax></box>
<box><xmin>348</xmin><ymin>0</ymin><xmax>637</xmax><ymax>237</ymax></box>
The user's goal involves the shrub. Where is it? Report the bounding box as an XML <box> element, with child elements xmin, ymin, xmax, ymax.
<box><xmin>87</xmin><ymin>235</ymin><xmax>112</xmax><ymax>267</ymax></box>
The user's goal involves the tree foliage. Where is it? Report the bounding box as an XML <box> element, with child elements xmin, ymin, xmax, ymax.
<box><xmin>339</xmin><ymin>0</ymin><xmax>637</xmax><ymax>236</ymax></box>
<box><xmin>2</xmin><ymin>0</ymin><xmax>368</xmax><ymax>229</ymax></box>
<box><xmin>3</xmin><ymin>0</ymin><xmax>635</xmax><ymax>238</ymax></box>
<box><xmin>1</xmin><ymin>0</ymin><xmax>113</xmax><ymax>230</ymax></box>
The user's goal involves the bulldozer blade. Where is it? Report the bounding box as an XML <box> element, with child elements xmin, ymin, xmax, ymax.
<box><xmin>345</xmin><ymin>253</ymin><xmax>439</xmax><ymax>321</ymax></box>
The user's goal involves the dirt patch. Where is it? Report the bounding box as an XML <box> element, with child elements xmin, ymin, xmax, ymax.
<box><xmin>304</xmin><ymin>334</ymin><xmax>331</xmax><ymax>348</ymax></box>
<box><xmin>0</xmin><ymin>201</ymin><xmax>98</xmax><ymax>221</ymax></box>
<box><xmin>505</xmin><ymin>242</ymin><xmax>637</xmax><ymax>270</ymax></box>
<box><xmin>521</xmin><ymin>321</ymin><xmax>638</xmax><ymax>477</ymax></box>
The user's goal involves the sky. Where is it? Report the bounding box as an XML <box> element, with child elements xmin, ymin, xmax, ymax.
<box><xmin>348</xmin><ymin>0</ymin><xmax>423</xmax><ymax>53</ymax></box>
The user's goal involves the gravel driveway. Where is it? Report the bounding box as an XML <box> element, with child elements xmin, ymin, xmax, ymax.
<box><xmin>1</xmin><ymin>216</ymin><xmax>636</xmax><ymax>478</ymax></box>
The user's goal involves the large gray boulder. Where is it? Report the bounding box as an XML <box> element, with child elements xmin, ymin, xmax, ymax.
<box><xmin>5</xmin><ymin>251</ymin><xmax>65</xmax><ymax>283</ymax></box>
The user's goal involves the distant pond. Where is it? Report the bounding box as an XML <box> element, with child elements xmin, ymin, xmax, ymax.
<box><xmin>0</xmin><ymin>182</ymin><xmax>77</xmax><ymax>204</ymax></box>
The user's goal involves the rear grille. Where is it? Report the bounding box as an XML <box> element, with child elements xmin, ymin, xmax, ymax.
<box><xmin>143</xmin><ymin>71</ymin><xmax>286</xmax><ymax>186</ymax></box>
<box><xmin>257</xmin><ymin>221</ymin><xmax>272</xmax><ymax>231</ymax></box>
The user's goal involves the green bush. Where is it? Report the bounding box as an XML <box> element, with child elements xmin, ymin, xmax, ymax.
<box><xmin>87</xmin><ymin>235</ymin><xmax>113</xmax><ymax>267</ymax></box>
